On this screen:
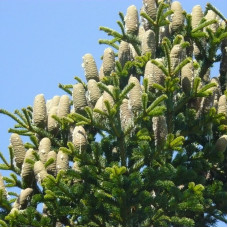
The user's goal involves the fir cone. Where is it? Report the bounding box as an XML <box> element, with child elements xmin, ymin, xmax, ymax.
<box><xmin>181</xmin><ymin>62</ymin><xmax>194</xmax><ymax>94</ymax></box>
<box><xmin>152</xmin><ymin>115</ymin><xmax>168</xmax><ymax>147</ymax></box>
<box><xmin>215</xmin><ymin>135</ymin><xmax>227</xmax><ymax>153</ymax></box>
<box><xmin>170</xmin><ymin>1</ymin><xmax>184</xmax><ymax>32</ymax></box>
<box><xmin>99</xmin><ymin>64</ymin><xmax>105</xmax><ymax>81</ymax></box>
<box><xmin>191</xmin><ymin>5</ymin><xmax>203</xmax><ymax>29</ymax></box>
<box><xmin>120</xmin><ymin>99</ymin><xmax>132</xmax><ymax>131</ymax></box>
<box><xmin>47</xmin><ymin>106</ymin><xmax>58</xmax><ymax>133</ymax></box>
<box><xmin>34</xmin><ymin>161</ymin><xmax>48</xmax><ymax>183</ymax></box>
<box><xmin>102</xmin><ymin>85</ymin><xmax>114</xmax><ymax>113</ymax></box>
<box><xmin>145</xmin><ymin>59</ymin><xmax>165</xmax><ymax>90</ymax></box>
<box><xmin>82</xmin><ymin>53</ymin><xmax>99</xmax><ymax>82</ymax></box>
<box><xmin>218</xmin><ymin>95</ymin><xmax>227</xmax><ymax>115</ymax></box>
<box><xmin>170</xmin><ymin>44</ymin><xmax>183</xmax><ymax>71</ymax></box>
<box><xmin>57</xmin><ymin>95</ymin><xmax>70</xmax><ymax>118</ymax></box>
<box><xmin>10</xmin><ymin>133</ymin><xmax>26</xmax><ymax>168</ymax></box>
<box><xmin>93</xmin><ymin>95</ymin><xmax>104</xmax><ymax>120</ymax></box>
<box><xmin>56</xmin><ymin>150</ymin><xmax>69</xmax><ymax>173</ymax></box>
<box><xmin>205</xmin><ymin>10</ymin><xmax>218</xmax><ymax>33</ymax></box>
<box><xmin>87</xmin><ymin>79</ymin><xmax>101</xmax><ymax>108</ymax></box>
<box><xmin>118</xmin><ymin>41</ymin><xmax>131</xmax><ymax>68</ymax></box>
<box><xmin>17</xmin><ymin>188</ymin><xmax>33</xmax><ymax>210</ymax></box>
<box><xmin>21</xmin><ymin>149</ymin><xmax>35</xmax><ymax>183</ymax></box>
<box><xmin>73</xmin><ymin>83</ymin><xmax>87</xmax><ymax>114</ymax></box>
<box><xmin>141</xmin><ymin>30</ymin><xmax>156</xmax><ymax>57</ymax></box>
<box><xmin>38</xmin><ymin>137</ymin><xmax>51</xmax><ymax>164</ymax></box>
<box><xmin>0</xmin><ymin>172</ymin><xmax>7</xmax><ymax>198</ymax></box>
<box><xmin>46</xmin><ymin>151</ymin><xmax>57</xmax><ymax>176</ymax></box>
<box><xmin>128</xmin><ymin>76</ymin><xmax>142</xmax><ymax>113</ymax></box>
<box><xmin>72</xmin><ymin>126</ymin><xmax>87</xmax><ymax>152</ymax></box>
<box><xmin>125</xmin><ymin>5</ymin><xmax>139</xmax><ymax>35</ymax></box>
<box><xmin>140</xmin><ymin>6</ymin><xmax>150</xmax><ymax>31</ymax></box>
<box><xmin>47</xmin><ymin>95</ymin><xmax>60</xmax><ymax>114</ymax></box>
<box><xmin>129</xmin><ymin>44</ymin><xmax>138</xmax><ymax>60</ymax></box>
<box><xmin>143</xmin><ymin>0</ymin><xmax>157</xmax><ymax>20</ymax></box>
<box><xmin>138</xmin><ymin>26</ymin><xmax>145</xmax><ymax>43</ymax></box>
<box><xmin>33</xmin><ymin>94</ymin><xmax>47</xmax><ymax>128</ymax></box>
<box><xmin>103</xmin><ymin>48</ymin><xmax>115</xmax><ymax>76</ymax></box>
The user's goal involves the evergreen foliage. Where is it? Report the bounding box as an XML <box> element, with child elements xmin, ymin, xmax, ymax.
<box><xmin>0</xmin><ymin>0</ymin><xmax>227</xmax><ymax>226</ymax></box>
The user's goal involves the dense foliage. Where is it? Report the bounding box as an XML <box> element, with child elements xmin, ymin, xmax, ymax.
<box><xmin>0</xmin><ymin>0</ymin><xmax>227</xmax><ymax>226</ymax></box>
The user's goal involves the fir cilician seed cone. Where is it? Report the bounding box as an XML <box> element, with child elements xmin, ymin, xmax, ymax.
<box><xmin>130</xmin><ymin>44</ymin><xmax>138</xmax><ymax>59</ymax></box>
<box><xmin>205</xmin><ymin>10</ymin><xmax>218</xmax><ymax>33</ymax></box>
<box><xmin>128</xmin><ymin>76</ymin><xmax>142</xmax><ymax>113</ymax></box>
<box><xmin>118</xmin><ymin>41</ymin><xmax>131</xmax><ymax>68</ymax></box>
<box><xmin>138</xmin><ymin>26</ymin><xmax>145</xmax><ymax>43</ymax></box>
<box><xmin>21</xmin><ymin>149</ymin><xmax>35</xmax><ymax>183</ymax></box>
<box><xmin>215</xmin><ymin>135</ymin><xmax>227</xmax><ymax>153</ymax></box>
<box><xmin>33</xmin><ymin>94</ymin><xmax>47</xmax><ymax>128</ymax></box>
<box><xmin>57</xmin><ymin>95</ymin><xmax>70</xmax><ymax>118</ymax></box>
<box><xmin>170</xmin><ymin>44</ymin><xmax>183</xmax><ymax>71</ymax></box>
<box><xmin>152</xmin><ymin>115</ymin><xmax>168</xmax><ymax>147</ymax></box>
<box><xmin>73</xmin><ymin>83</ymin><xmax>87</xmax><ymax>114</ymax></box>
<box><xmin>38</xmin><ymin>137</ymin><xmax>51</xmax><ymax>164</ymax></box>
<box><xmin>34</xmin><ymin>161</ymin><xmax>48</xmax><ymax>183</ymax></box>
<box><xmin>218</xmin><ymin>95</ymin><xmax>227</xmax><ymax>115</ymax></box>
<box><xmin>125</xmin><ymin>5</ymin><xmax>139</xmax><ymax>35</ymax></box>
<box><xmin>170</xmin><ymin>1</ymin><xmax>184</xmax><ymax>32</ymax></box>
<box><xmin>87</xmin><ymin>79</ymin><xmax>101</xmax><ymax>108</ymax></box>
<box><xmin>10</xmin><ymin>133</ymin><xmax>26</xmax><ymax>168</ymax></box>
<box><xmin>93</xmin><ymin>95</ymin><xmax>104</xmax><ymax>120</ymax></box>
<box><xmin>82</xmin><ymin>53</ymin><xmax>99</xmax><ymax>82</ymax></box>
<box><xmin>143</xmin><ymin>0</ymin><xmax>157</xmax><ymax>20</ymax></box>
<box><xmin>99</xmin><ymin>64</ymin><xmax>105</xmax><ymax>81</ymax></box>
<box><xmin>47</xmin><ymin>96</ymin><xmax>60</xmax><ymax>114</ymax></box>
<box><xmin>181</xmin><ymin>62</ymin><xmax>194</xmax><ymax>94</ymax></box>
<box><xmin>103</xmin><ymin>48</ymin><xmax>115</xmax><ymax>76</ymax></box>
<box><xmin>0</xmin><ymin>173</ymin><xmax>7</xmax><ymax>198</ymax></box>
<box><xmin>72</xmin><ymin>126</ymin><xmax>87</xmax><ymax>152</ymax></box>
<box><xmin>56</xmin><ymin>150</ymin><xmax>69</xmax><ymax>173</ymax></box>
<box><xmin>141</xmin><ymin>30</ymin><xmax>156</xmax><ymax>57</ymax></box>
<box><xmin>120</xmin><ymin>99</ymin><xmax>132</xmax><ymax>131</ymax></box>
<box><xmin>191</xmin><ymin>5</ymin><xmax>203</xmax><ymax>29</ymax></box>
<box><xmin>17</xmin><ymin>188</ymin><xmax>33</xmax><ymax>209</ymax></box>
<box><xmin>47</xmin><ymin>106</ymin><xmax>58</xmax><ymax>133</ymax></box>
<box><xmin>46</xmin><ymin>150</ymin><xmax>57</xmax><ymax>176</ymax></box>
<box><xmin>102</xmin><ymin>85</ymin><xmax>114</xmax><ymax>113</ymax></box>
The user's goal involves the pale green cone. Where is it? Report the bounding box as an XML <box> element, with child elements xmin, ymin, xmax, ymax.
<box><xmin>118</xmin><ymin>41</ymin><xmax>131</xmax><ymax>68</ymax></box>
<box><xmin>143</xmin><ymin>0</ymin><xmax>157</xmax><ymax>20</ymax></box>
<box><xmin>141</xmin><ymin>30</ymin><xmax>156</xmax><ymax>57</ymax></box>
<box><xmin>103</xmin><ymin>48</ymin><xmax>115</xmax><ymax>76</ymax></box>
<box><xmin>33</xmin><ymin>94</ymin><xmax>47</xmax><ymax>128</ymax></box>
<box><xmin>181</xmin><ymin>62</ymin><xmax>194</xmax><ymax>94</ymax></box>
<box><xmin>10</xmin><ymin>133</ymin><xmax>26</xmax><ymax>168</ymax></box>
<box><xmin>170</xmin><ymin>1</ymin><xmax>184</xmax><ymax>32</ymax></box>
<box><xmin>125</xmin><ymin>5</ymin><xmax>139</xmax><ymax>35</ymax></box>
<box><xmin>102</xmin><ymin>85</ymin><xmax>114</xmax><ymax>114</ymax></box>
<box><xmin>34</xmin><ymin>161</ymin><xmax>48</xmax><ymax>183</ymax></box>
<box><xmin>38</xmin><ymin>137</ymin><xmax>51</xmax><ymax>164</ymax></box>
<box><xmin>56</xmin><ymin>150</ymin><xmax>69</xmax><ymax>173</ymax></box>
<box><xmin>21</xmin><ymin>149</ymin><xmax>35</xmax><ymax>183</ymax></box>
<box><xmin>0</xmin><ymin>172</ymin><xmax>7</xmax><ymax>198</ymax></box>
<box><xmin>191</xmin><ymin>5</ymin><xmax>203</xmax><ymax>29</ymax></box>
<box><xmin>46</xmin><ymin>150</ymin><xmax>57</xmax><ymax>176</ymax></box>
<box><xmin>57</xmin><ymin>95</ymin><xmax>70</xmax><ymax>118</ymax></box>
<box><xmin>17</xmin><ymin>188</ymin><xmax>33</xmax><ymax>210</ymax></box>
<box><xmin>47</xmin><ymin>106</ymin><xmax>58</xmax><ymax>133</ymax></box>
<box><xmin>87</xmin><ymin>79</ymin><xmax>101</xmax><ymax>108</ymax></box>
<box><xmin>73</xmin><ymin>83</ymin><xmax>87</xmax><ymax>114</ymax></box>
<box><xmin>93</xmin><ymin>95</ymin><xmax>104</xmax><ymax>121</ymax></box>
<box><xmin>82</xmin><ymin>53</ymin><xmax>99</xmax><ymax>82</ymax></box>
<box><xmin>72</xmin><ymin>126</ymin><xmax>87</xmax><ymax>152</ymax></box>
<box><xmin>120</xmin><ymin>99</ymin><xmax>132</xmax><ymax>131</ymax></box>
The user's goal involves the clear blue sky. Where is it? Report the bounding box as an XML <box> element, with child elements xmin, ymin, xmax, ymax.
<box><xmin>0</xmin><ymin>0</ymin><xmax>227</xmax><ymax>226</ymax></box>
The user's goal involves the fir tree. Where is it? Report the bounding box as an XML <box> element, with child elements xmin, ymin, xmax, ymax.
<box><xmin>0</xmin><ymin>0</ymin><xmax>227</xmax><ymax>226</ymax></box>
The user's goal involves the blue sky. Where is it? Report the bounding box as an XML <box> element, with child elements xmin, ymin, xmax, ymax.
<box><xmin>0</xmin><ymin>0</ymin><xmax>227</xmax><ymax>226</ymax></box>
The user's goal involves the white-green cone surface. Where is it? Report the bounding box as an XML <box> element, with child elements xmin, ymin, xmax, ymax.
<box><xmin>87</xmin><ymin>79</ymin><xmax>101</xmax><ymax>107</ymax></box>
<box><xmin>103</xmin><ymin>48</ymin><xmax>115</xmax><ymax>76</ymax></box>
<box><xmin>152</xmin><ymin>115</ymin><xmax>168</xmax><ymax>147</ymax></box>
<box><xmin>128</xmin><ymin>76</ymin><xmax>142</xmax><ymax>113</ymax></box>
<box><xmin>82</xmin><ymin>54</ymin><xmax>99</xmax><ymax>82</ymax></box>
<box><xmin>73</xmin><ymin>83</ymin><xmax>87</xmax><ymax>113</ymax></box>
<box><xmin>205</xmin><ymin>10</ymin><xmax>218</xmax><ymax>33</ymax></box>
<box><xmin>118</xmin><ymin>41</ymin><xmax>131</xmax><ymax>68</ymax></box>
<box><xmin>191</xmin><ymin>5</ymin><xmax>203</xmax><ymax>29</ymax></box>
<box><xmin>18</xmin><ymin>188</ymin><xmax>33</xmax><ymax>209</ymax></box>
<box><xmin>170</xmin><ymin>1</ymin><xmax>184</xmax><ymax>32</ymax></box>
<box><xmin>181</xmin><ymin>62</ymin><xmax>194</xmax><ymax>94</ymax></box>
<box><xmin>141</xmin><ymin>30</ymin><xmax>156</xmax><ymax>57</ymax></box>
<box><xmin>138</xmin><ymin>26</ymin><xmax>145</xmax><ymax>43</ymax></box>
<box><xmin>47</xmin><ymin>106</ymin><xmax>58</xmax><ymax>133</ymax></box>
<box><xmin>34</xmin><ymin>161</ymin><xmax>48</xmax><ymax>183</ymax></box>
<box><xmin>218</xmin><ymin>95</ymin><xmax>227</xmax><ymax>115</ymax></box>
<box><xmin>33</xmin><ymin>94</ymin><xmax>47</xmax><ymax>128</ymax></box>
<box><xmin>57</xmin><ymin>95</ymin><xmax>70</xmax><ymax>118</ymax></box>
<box><xmin>46</xmin><ymin>150</ymin><xmax>57</xmax><ymax>176</ymax></box>
<box><xmin>145</xmin><ymin>59</ymin><xmax>165</xmax><ymax>90</ymax></box>
<box><xmin>120</xmin><ymin>99</ymin><xmax>132</xmax><ymax>131</ymax></box>
<box><xmin>102</xmin><ymin>85</ymin><xmax>114</xmax><ymax>113</ymax></box>
<box><xmin>0</xmin><ymin>173</ymin><xmax>7</xmax><ymax>198</ymax></box>
<box><xmin>215</xmin><ymin>135</ymin><xmax>227</xmax><ymax>153</ymax></box>
<box><xmin>56</xmin><ymin>150</ymin><xmax>69</xmax><ymax>173</ymax></box>
<box><xmin>143</xmin><ymin>0</ymin><xmax>157</xmax><ymax>20</ymax></box>
<box><xmin>125</xmin><ymin>5</ymin><xmax>139</xmax><ymax>35</ymax></box>
<box><xmin>21</xmin><ymin>149</ymin><xmax>35</xmax><ymax>182</ymax></box>
<box><xmin>170</xmin><ymin>44</ymin><xmax>183</xmax><ymax>71</ymax></box>
<box><xmin>93</xmin><ymin>95</ymin><xmax>104</xmax><ymax>120</ymax></box>
<box><xmin>38</xmin><ymin>137</ymin><xmax>51</xmax><ymax>164</ymax></box>
<box><xmin>99</xmin><ymin>64</ymin><xmax>105</xmax><ymax>81</ymax></box>
<box><xmin>130</xmin><ymin>44</ymin><xmax>138</xmax><ymax>59</ymax></box>
<box><xmin>72</xmin><ymin>126</ymin><xmax>87</xmax><ymax>152</ymax></box>
<box><xmin>47</xmin><ymin>95</ymin><xmax>60</xmax><ymax>114</ymax></box>
<box><xmin>10</xmin><ymin>133</ymin><xmax>26</xmax><ymax>168</ymax></box>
